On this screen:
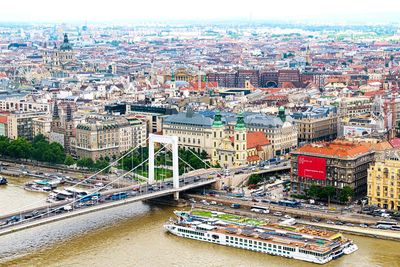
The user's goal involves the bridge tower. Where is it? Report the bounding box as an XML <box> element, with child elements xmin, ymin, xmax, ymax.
<box><xmin>148</xmin><ymin>134</ymin><xmax>180</xmax><ymax>199</ymax></box>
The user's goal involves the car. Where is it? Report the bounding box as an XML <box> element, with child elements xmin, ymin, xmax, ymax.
<box><xmin>359</xmin><ymin>224</ymin><xmax>368</xmax><ymax>228</ymax></box>
<box><xmin>235</xmin><ymin>170</ymin><xmax>244</xmax><ymax>174</ymax></box>
<box><xmin>283</xmin><ymin>215</ymin><xmax>291</xmax><ymax>219</ymax></box>
<box><xmin>335</xmin><ymin>221</ymin><xmax>344</xmax><ymax>225</ymax></box>
<box><xmin>62</xmin><ymin>205</ymin><xmax>73</xmax><ymax>211</ymax></box>
<box><xmin>345</xmin><ymin>223</ymin><xmax>354</xmax><ymax>227</ymax></box>
<box><xmin>210</xmin><ymin>201</ymin><xmax>217</xmax><ymax>205</ymax></box>
<box><xmin>326</xmin><ymin>220</ymin><xmax>335</xmax><ymax>225</ymax></box>
<box><xmin>273</xmin><ymin>212</ymin><xmax>283</xmax><ymax>216</ymax></box>
<box><xmin>201</xmin><ymin>201</ymin><xmax>210</xmax><ymax>206</ymax></box>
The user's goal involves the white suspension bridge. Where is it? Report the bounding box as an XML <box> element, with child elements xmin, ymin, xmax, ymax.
<box><xmin>0</xmin><ymin>134</ymin><xmax>220</xmax><ymax>236</ymax></box>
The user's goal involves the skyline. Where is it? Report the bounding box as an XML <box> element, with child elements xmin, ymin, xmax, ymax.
<box><xmin>0</xmin><ymin>0</ymin><xmax>400</xmax><ymax>24</ymax></box>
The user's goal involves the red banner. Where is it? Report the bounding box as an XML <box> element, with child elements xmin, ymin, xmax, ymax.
<box><xmin>298</xmin><ymin>155</ymin><xmax>326</xmax><ymax>180</ymax></box>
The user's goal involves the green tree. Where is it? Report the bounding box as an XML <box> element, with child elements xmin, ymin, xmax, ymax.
<box><xmin>64</xmin><ymin>155</ymin><xmax>75</xmax><ymax>166</ymax></box>
<box><xmin>77</xmin><ymin>157</ymin><xmax>95</xmax><ymax>169</ymax></box>
<box><xmin>8</xmin><ymin>138</ymin><xmax>32</xmax><ymax>159</ymax></box>
<box><xmin>320</xmin><ymin>186</ymin><xmax>336</xmax><ymax>205</ymax></box>
<box><xmin>247</xmin><ymin>174</ymin><xmax>262</xmax><ymax>185</ymax></box>
<box><xmin>306</xmin><ymin>184</ymin><xmax>320</xmax><ymax>199</ymax></box>
<box><xmin>0</xmin><ymin>136</ymin><xmax>10</xmax><ymax>156</ymax></box>
<box><xmin>339</xmin><ymin>186</ymin><xmax>354</xmax><ymax>203</ymax></box>
<box><xmin>95</xmin><ymin>159</ymin><xmax>110</xmax><ymax>172</ymax></box>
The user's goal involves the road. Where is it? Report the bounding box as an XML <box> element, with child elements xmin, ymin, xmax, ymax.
<box><xmin>188</xmin><ymin>194</ymin><xmax>381</xmax><ymax>225</ymax></box>
<box><xmin>0</xmin><ymin>169</ymin><xmax>219</xmax><ymax>234</ymax></box>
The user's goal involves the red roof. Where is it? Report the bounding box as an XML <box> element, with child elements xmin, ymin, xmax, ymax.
<box><xmin>185</xmin><ymin>81</ymin><xmax>218</xmax><ymax>91</ymax></box>
<box><xmin>295</xmin><ymin>141</ymin><xmax>370</xmax><ymax>158</ymax></box>
<box><xmin>247</xmin><ymin>132</ymin><xmax>270</xmax><ymax>149</ymax></box>
<box><xmin>389</xmin><ymin>138</ymin><xmax>400</xmax><ymax>149</ymax></box>
<box><xmin>247</xmin><ymin>155</ymin><xmax>261</xmax><ymax>162</ymax></box>
<box><xmin>0</xmin><ymin>116</ymin><xmax>7</xmax><ymax>124</ymax></box>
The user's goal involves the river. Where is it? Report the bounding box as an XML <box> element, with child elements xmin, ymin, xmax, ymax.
<box><xmin>0</xmin><ymin>179</ymin><xmax>399</xmax><ymax>267</ymax></box>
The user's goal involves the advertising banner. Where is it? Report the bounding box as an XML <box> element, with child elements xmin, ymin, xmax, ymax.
<box><xmin>298</xmin><ymin>155</ymin><xmax>326</xmax><ymax>180</ymax></box>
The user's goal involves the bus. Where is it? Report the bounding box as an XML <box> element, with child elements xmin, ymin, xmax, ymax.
<box><xmin>111</xmin><ymin>192</ymin><xmax>128</xmax><ymax>200</ymax></box>
<box><xmin>250</xmin><ymin>205</ymin><xmax>270</xmax><ymax>214</ymax></box>
<box><xmin>392</xmin><ymin>225</ymin><xmax>400</xmax><ymax>231</ymax></box>
<box><xmin>376</xmin><ymin>221</ymin><xmax>397</xmax><ymax>228</ymax></box>
<box><xmin>79</xmin><ymin>192</ymin><xmax>101</xmax><ymax>202</ymax></box>
<box><xmin>278</xmin><ymin>200</ymin><xmax>301</xmax><ymax>208</ymax></box>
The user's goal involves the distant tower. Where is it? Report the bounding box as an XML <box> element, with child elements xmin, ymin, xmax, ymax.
<box><xmin>306</xmin><ymin>45</ymin><xmax>312</xmax><ymax>66</ymax></box>
<box><xmin>211</xmin><ymin>110</ymin><xmax>224</xmax><ymax>165</ymax></box>
<box><xmin>278</xmin><ymin>106</ymin><xmax>286</xmax><ymax>122</ymax></box>
<box><xmin>170</xmin><ymin>70</ymin><xmax>176</xmax><ymax>89</ymax></box>
<box><xmin>51</xmin><ymin>101</ymin><xmax>62</xmax><ymax>130</ymax></box>
<box><xmin>234</xmin><ymin>112</ymin><xmax>247</xmax><ymax>166</ymax></box>
<box><xmin>66</xmin><ymin>104</ymin><xmax>72</xmax><ymax>122</ymax></box>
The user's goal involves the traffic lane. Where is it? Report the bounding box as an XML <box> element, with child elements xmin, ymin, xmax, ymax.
<box><xmin>0</xmin><ymin>177</ymin><xmax>213</xmax><ymax>228</ymax></box>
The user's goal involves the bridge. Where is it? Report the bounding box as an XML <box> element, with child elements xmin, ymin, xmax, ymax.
<box><xmin>0</xmin><ymin>134</ymin><xmax>220</xmax><ymax>236</ymax></box>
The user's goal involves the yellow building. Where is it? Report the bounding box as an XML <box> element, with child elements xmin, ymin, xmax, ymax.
<box><xmin>368</xmin><ymin>159</ymin><xmax>400</xmax><ymax>211</ymax></box>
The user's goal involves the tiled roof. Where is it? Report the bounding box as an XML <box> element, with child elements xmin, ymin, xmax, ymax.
<box><xmin>294</xmin><ymin>141</ymin><xmax>371</xmax><ymax>158</ymax></box>
<box><xmin>247</xmin><ymin>132</ymin><xmax>270</xmax><ymax>149</ymax></box>
<box><xmin>389</xmin><ymin>138</ymin><xmax>400</xmax><ymax>149</ymax></box>
<box><xmin>247</xmin><ymin>155</ymin><xmax>261</xmax><ymax>162</ymax></box>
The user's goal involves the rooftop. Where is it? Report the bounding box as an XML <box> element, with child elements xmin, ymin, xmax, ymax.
<box><xmin>294</xmin><ymin>140</ymin><xmax>371</xmax><ymax>158</ymax></box>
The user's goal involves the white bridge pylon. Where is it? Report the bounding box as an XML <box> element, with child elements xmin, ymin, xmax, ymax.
<box><xmin>148</xmin><ymin>134</ymin><xmax>179</xmax><ymax>198</ymax></box>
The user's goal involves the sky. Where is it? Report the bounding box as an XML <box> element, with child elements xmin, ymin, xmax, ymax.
<box><xmin>0</xmin><ymin>0</ymin><xmax>400</xmax><ymax>23</ymax></box>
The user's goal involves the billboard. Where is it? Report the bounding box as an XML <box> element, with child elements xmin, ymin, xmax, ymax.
<box><xmin>298</xmin><ymin>155</ymin><xmax>326</xmax><ymax>180</ymax></box>
<box><xmin>343</xmin><ymin>126</ymin><xmax>371</xmax><ymax>137</ymax></box>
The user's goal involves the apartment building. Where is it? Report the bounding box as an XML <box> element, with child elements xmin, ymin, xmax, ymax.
<box><xmin>368</xmin><ymin>156</ymin><xmax>400</xmax><ymax>211</ymax></box>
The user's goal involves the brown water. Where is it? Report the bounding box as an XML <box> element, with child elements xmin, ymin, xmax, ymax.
<box><xmin>0</xmin><ymin>176</ymin><xmax>47</xmax><ymax>214</ymax></box>
<box><xmin>0</xmin><ymin>180</ymin><xmax>399</xmax><ymax>267</ymax></box>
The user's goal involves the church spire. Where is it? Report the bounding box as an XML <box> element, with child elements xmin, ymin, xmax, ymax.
<box><xmin>53</xmin><ymin>101</ymin><xmax>59</xmax><ymax>119</ymax></box>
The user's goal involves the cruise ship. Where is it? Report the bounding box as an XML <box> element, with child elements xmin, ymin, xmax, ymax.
<box><xmin>164</xmin><ymin>210</ymin><xmax>358</xmax><ymax>265</ymax></box>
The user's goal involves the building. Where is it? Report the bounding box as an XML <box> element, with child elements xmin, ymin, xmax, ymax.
<box><xmin>163</xmin><ymin>110</ymin><xmax>214</xmax><ymax>154</ymax></box>
<box><xmin>0</xmin><ymin>98</ymin><xmax>50</xmax><ymax>113</ymax></box>
<box><xmin>291</xmin><ymin>141</ymin><xmax>374</xmax><ymax>199</ymax></box>
<box><xmin>163</xmin><ymin>110</ymin><xmax>273</xmax><ymax>167</ymax></box>
<box><xmin>278</xmin><ymin>69</ymin><xmax>300</xmax><ymax>87</ymax></box>
<box><xmin>292</xmin><ymin>106</ymin><xmax>338</xmax><ymax>144</ymax></box>
<box><xmin>105</xmin><ymin>103</ymin><xmax>178</xmax><ymax>134</ymax></box>
<box><xmin>32</xmin><ymin>116</ymin><xmax>52</xmax><ymax>138</ymax></box>
<box><xmin>7</xmin><ymin>112</ymin><xmax>46</xmax><ymax>140</ymax></box>
<box><xmin>245</xmin><ymin>107</ymin><xmax>298</xmax><ymax>156</ymax></box>
<box><xmin>42</xmin><ymin>33</ymin><xmax>75</xmax><ymax>70</ymax></box>
<box><xmin>0</xmin><ymin>115</ymin><xmax>7</xmax><ymax>136</ymax></box>
<box><xmin>75</xmin><ymin>116</ymin><xmax>146</xmax><ymax>160</ymax></box>
<box><xmin>368</xmin><ymin>155</ymin><xmax>400</xmax><ymax>211</ymax></box>
<box><xmin>49</xmin><ymin>102</ymin><xmax>75</xmax><ymax>153</ymax></box>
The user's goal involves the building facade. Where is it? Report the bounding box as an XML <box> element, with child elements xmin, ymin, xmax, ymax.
<box><xmin>368</xmin><ymin>157</ymin><xmax>400</xmax><ymax>211</ymax></box>
<box><xmin>291</xmin><ymin>141</ymin><xmax>374</xmax><ymax>199</ymax></box>
<box><xmin>75</xmin><ymin>116</ymin><xmax>146</xmax><ymax>160</ymax></box>
<box><xmin>293</xmin><ymin>106</ymin><xmax>338</xmax><ymax>144</ymax></box>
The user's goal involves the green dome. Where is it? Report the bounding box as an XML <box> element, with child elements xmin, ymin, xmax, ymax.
<box><xmin>60</xmin><ymin>33</ymin><xmax>73</xmax><ymax>51</ymax></box>
<box><xmin>279</xmin><ymin>106</ymin><xmax>285</xmax><ymax>111</ymax></box>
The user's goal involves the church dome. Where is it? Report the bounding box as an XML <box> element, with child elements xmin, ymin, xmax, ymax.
<box><xmin>60</xmin><ymin>33</ymin><xmax>73</xmax><ymax>51</ymax></box>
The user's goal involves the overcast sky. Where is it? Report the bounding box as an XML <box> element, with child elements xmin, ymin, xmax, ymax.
<box><xmin>1</xmin><ymin>0</ymin><xmax>400</xmax><ymax>23</ymax></box>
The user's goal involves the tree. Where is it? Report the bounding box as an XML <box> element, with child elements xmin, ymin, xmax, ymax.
<box><xmin>95</xmin><ymin>159</ymin><xmax>110</xmax><ymax>173</ymax></box>
<box><xmin>320</xmin><ymin>186</ymin><xmax>336</xmax><ymax>205</ymax></box>
<box><xmin>0</xmin><ymin>136</ymin><xmax>10</xmax><ymax>156</ymax></box>
<box><xmin>339</xmin><ymin>186</ymin><xmax>354</xmax><ymax>203</ymax></box>
<box><xmin>306</xmin><ymin>184</ymin><xmax>320</xmax><ymax>199</ymax></box>
<box><xmin>64</xmin><ymin>155</ymin><xmax>75</xmax><ymax>166</ymax></box>
<box><xmin>77</xmin><ymin>157</ymin><xmax>94</xmax><ymax>169</ymax></box>
<box><xmin>247</xmin><ymin>174</ymin><xmax>262</xmax><ymax>186</ymax></box>
<box><xmin>8</xmin><ymin>138</ymin><xmax>32</xmax><ymax>160</ymax></box>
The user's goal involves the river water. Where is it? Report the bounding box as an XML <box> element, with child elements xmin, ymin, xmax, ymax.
<box><xmin>0</xmin><ymin>178</ymin><xmax>399</xmax><ymax>267</ymax></box>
